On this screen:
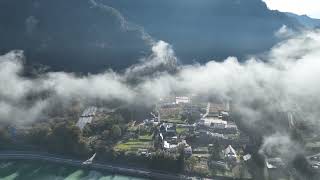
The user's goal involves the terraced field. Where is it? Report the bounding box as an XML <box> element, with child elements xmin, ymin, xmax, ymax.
<box><xmin>114</xmin><ymin>135</ymin><xmax>153</xmax><ymax>152</ymax></box>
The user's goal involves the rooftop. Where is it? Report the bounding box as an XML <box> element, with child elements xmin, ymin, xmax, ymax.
<box><xmin>200</xmin><ymin>117</ymin><xmax>227</xmax><ymax>128</ymax></box>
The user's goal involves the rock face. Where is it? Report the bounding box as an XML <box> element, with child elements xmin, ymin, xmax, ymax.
<box><xmin>0</xmin><ymin>0</ymin><xmax>300</xmax><ymax>72</ymax></box>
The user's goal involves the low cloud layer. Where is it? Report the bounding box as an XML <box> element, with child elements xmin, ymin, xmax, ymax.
<box><xmin>1</xmin><ymin>30</ymin><xmax>320</xmax><ymax>122</ymax></box>
<box><xmin>1</xmin><ymin>30</ymin><xmax>320</xmax><ymax>165</ymax></box>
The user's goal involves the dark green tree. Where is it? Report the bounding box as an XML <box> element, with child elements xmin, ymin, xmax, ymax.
<box><xmin>209</xmin><ymin>140</ymin><xmax>224</xmax><ymax>160</ymax></box>
<box><xmin>28</xmin><ymin>124</ymin><xmax>51</xmax><ymax>146</ymax></box>
<box><xmin>111</xmin><ymin>125</ymin><xmax>122</xmax><ymax>140</ymax></box>
<box><xmin>0</xmin><ymin>127</ymin><xmax>11</xmax><ymax>147</ymax></box>
<box><xmin>48</xmin><ymin>122</ymin><xmax>89</xmax><ymax>156</ymax></box>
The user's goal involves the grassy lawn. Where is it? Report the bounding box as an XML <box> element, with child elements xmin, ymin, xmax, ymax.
<box><xmin>128</xmin><ymin>126</ymin><xmax>138</xmax><ymax>132</ymax></box>
<box><xmin>139</xmin><ymin>134</ymin><xmax>153</xmax><ymax>141</ymax></box>
<box><xmin>176</xmin><ymin>127</ymin><xmax>188</xmax><ymax>134</ymax></box>
<box><xmin>114</xmin><ymin>135</ymin><xmax>153</xmax><ymax>152</ymax></box>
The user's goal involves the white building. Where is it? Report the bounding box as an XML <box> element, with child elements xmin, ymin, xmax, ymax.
<box><xmin>175</xmin><ymin>96</ymin><xmax>190</xmax><ymax>104</ymax></box>
<box><xmin>199</xmin><ymin>117</ymin><xmax>227</xmax><ymax>129</ymax></box>
<box><xmin>224</xmin><ymin>145</ymin><xmax>237</xmax><ymax>158</ymax></box>
<box><xmin>163</xmin><ymin>141</ymin><xmax>178</xmax><ymax>152</ymax></box>
<box><xmin>184</xmin><ymin>146</ymin><xmax>193</xmax><ymax>156</ymax></box>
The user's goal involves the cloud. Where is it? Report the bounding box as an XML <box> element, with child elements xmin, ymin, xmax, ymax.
<box><xmin>140</xmin><ymin>30</ymin><xmax>320</xmax><ymax>122</ymax></box>
<box><xmin>1</xmin><ymin>31</ymin><xmax>320</xmax><ymax>177</ymax></box>
<box><xmin>124</xmin><ymin>41</ymin><xmax>178</xmax><ymax>81</ymax></box>
<box><xmin>263</xmin><ymin>0</ymin><xmax>320</xmax><ymax>18</ymax></box>
<box><xmin>259</xmin><ymin>133</ymin><xmax>303</xmax><ymax>162</ymax></box>
<box><xmin>45</xmin><ymin>72</ymin><xmax>133</xmax><ymax>102</ymax></box>
<box><xmin>275</xmin><ymin>25</ymin><xmax>295</xmax><ymax>38</ymax></box>
<box><xmin>0</xmin><ymin>51</ymin><xmax>30</xmax><ymax>101</ymax></box>
<box><xmin>0</xmin><ymin>51</ymin><xmax>48</xmax><ymax>124</ymax></box>
<box><xmin>89</xmin><ymin>0</ymin><xmax>155</xmax><ymax>45</ymax></box>
<box><xmin>0</xmin><ymin>40</ymin><xmax>177</xmax><ymax>124</ymax></box>
<box><xmin>1</xmin><ymin>22</ymin><xmax>320</xmax><ymax>180</ymax></box>
<box><xmin>1</xmin><ymin>29</ymin><xmax>320</xmax><ymax>166</ymax></box>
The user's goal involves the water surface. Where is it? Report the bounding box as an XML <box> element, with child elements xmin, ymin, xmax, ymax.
<box><xmin>0</xmin><ymin>161</ymin><xmax>147</xmax><ymax>180</ymax></box>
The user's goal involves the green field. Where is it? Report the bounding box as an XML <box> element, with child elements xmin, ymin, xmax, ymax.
<box><xmin>114</xmin><ymin>135</ymin><xmax>153</xmax><ymax>152</ymax></box>
<box><xmin>176</xmin><ymin>127</ymin><xmax>188</xmax><ymax>134</ymax></box>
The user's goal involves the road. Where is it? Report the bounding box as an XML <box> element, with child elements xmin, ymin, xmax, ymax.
<box><xmin>202</xmin><ymin>103</ymin><xmax>211</xmax><ymax>118</ymax></box>
<box><xmin>0</xmin><ymin>151</ymin><xmax>186</xmax><ymax>180</ymax></box>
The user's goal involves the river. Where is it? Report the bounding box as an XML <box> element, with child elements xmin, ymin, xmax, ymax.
<box><xmin>0</xmin><ymin>160</ymin><xmax>148</xmax><ymax>180</ymax></box>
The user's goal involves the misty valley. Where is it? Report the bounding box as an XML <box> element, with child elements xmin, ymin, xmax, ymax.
<box><xmin>0</xmin><ymin>0</ymin><xmax>320</xmax><ymax>180</ymax></box>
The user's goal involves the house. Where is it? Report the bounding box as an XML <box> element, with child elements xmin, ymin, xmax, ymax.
<box><xmin>208</xmin><ymin>160</ymin><xmax>228</xmax><ymax>170</ymax></box>
<box><xmin>143</xmin><ymin>118</ymin><xmax>159</xmax><ymax>126</ymax></box>
<box><xmin>199</xmin><ymin>117</ymin><xmax>227</xmax><ymax>129</ymax></box>
<box><xmin>265</xmin><ymin>158</ymin><xmax>289</xmax><ymax>180</ymax></box>
<box><xmin>265</xmin><ymin>157</ymin><xmax>285</xmax><ymax>169</ymax></box>
<box><xmin>243</xmin><ymin>154</ymin><xmax>252</xmax><ymax>161</ymax></box>
<box><xmin>163</xmin><ymin>140</ymin><xmax>178</xmax><ymax>152</ymax></box>
<box><xmin>208</xmin><ymin>132</ymin><xmax>226</xmax><ymax>140</ymax></box>
<box><xmin>224</xmin><ymin>145</ymin><xmax>237</xmax><ymax>158</ymax></box>
<box><xmin>160</xmin><ymin>123</ymin><xmax>176</xmax><ymax>137</ymax></box>
<box><xmin>179</xmin><ymin>140</ymin><xmax>192</xmax><ymax>156</ymax></box>
<box><xmin>167</xmin><ymin>136</ymin><xmax>178</xmax><ymax>144</ymax></box>
<box><xmin>224</xmin><ymin>145</ymin><xmax>239</xmax><ymax>167</ymax></box>
<box><xmin>175</xmin><ymin>96</ymin><xmax>190</xmax><ymax>104</ymax></box>
<box><xmin>220</xmin><ymin>111</ymin><xmax>230</xmax><ymax>121</ymax></box>
<box><xmin>138</xmin><ymin>149</ymin><xmax>151</xmax><ymax>157</ymax></box>
<box><xmin>184</xmin><ymin>146</ymin><xmax>193</xmax><ymax>157</ymax></box>
<box><xmin>193</xmin><ymin>147</ymin><xmax>209</xmax><ymax>154</ymax></box>
<box><xmin>224</xmin><ymin>123</ymin><xmax>238</xmax><ymax>134</ymax></box>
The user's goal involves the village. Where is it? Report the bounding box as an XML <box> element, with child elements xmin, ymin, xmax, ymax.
<box><xmin>70</xmin><ymin>96</ymin><xmax>254</xmax><ymax>178</ymax></box>
<box><xmin>149</xmin><ymin>96</ymin><xmax>251</xmax><ymax>178</ymax></box>
<box><xmin>2</xmin><ymin>95</ymin><xmax>320</xmax><ymax>179</ymax></box>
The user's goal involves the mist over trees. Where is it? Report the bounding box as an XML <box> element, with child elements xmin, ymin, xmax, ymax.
<box><xmin>0</xmin><ymin>1</ymin><xmax>320</xmax><ymax>178</ymax></box>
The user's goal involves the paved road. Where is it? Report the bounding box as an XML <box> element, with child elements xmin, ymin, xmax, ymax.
<box><xmin>0</xmin><ymin>151</ymin><xmax>186</xmax><ymax>180</ymax></box>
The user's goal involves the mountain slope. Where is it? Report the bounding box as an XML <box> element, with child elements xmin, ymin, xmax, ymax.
<box><xmin>103</xmin><ymin>0</ymin><xmax>301</xmax><ymax>63</ymax></box>
<box><xmin>285</xmin><ymin>12</ymin><xmax>320</xmax><ymax>29</ymax></box>
<box><xmin>0</xmin><ymin>0</ymin><xmax>301</xmax><ymax>72</ymax></box>
<box><xmin>0</xmin><ymin>0</ymin><xmax>149</xmax><ymax>72</ymax></box>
